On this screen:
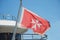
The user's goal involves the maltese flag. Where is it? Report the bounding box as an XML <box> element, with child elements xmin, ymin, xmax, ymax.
<box><xmin>20</xmin><ymin>7</ymin><xmax>50</xmax><ymax>35</ymax></box>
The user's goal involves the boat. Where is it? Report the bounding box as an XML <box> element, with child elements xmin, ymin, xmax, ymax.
<box><xmin>0</xmin><ymin>14</ymin><xmax>27</xmax><ymax>40</ymax></box>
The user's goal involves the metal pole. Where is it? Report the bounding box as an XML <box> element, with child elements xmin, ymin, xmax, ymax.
<box><xmin>12</xmin><ymin>0</ymin><xmax>22</xmax><ymax>40</ymax></box>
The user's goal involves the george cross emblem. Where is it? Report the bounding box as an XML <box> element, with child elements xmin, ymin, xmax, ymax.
<box><xmin>31</xmin><ymin>19</ymin><xmax>42</xmax><ymax>30</ymax></box>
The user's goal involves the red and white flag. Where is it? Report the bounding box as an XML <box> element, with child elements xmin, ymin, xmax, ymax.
<box><xmin>20</xmin><ymin>7</ymin><xmax>50</xmax><ymax>35</ymax></box>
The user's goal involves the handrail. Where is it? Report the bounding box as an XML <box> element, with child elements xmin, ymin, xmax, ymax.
<box><xmin>0</xmin><ymin>14</ymin><xmax>16</xmax><ymax>21</ymax></box>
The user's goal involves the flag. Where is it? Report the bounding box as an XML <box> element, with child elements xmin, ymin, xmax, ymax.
<box><xmin>20</xmin><ymin>7</ymin><xmax>50</xmax><ymax>35</ymax></box>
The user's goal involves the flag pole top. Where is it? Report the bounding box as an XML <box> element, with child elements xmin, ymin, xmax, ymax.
<box><xmin>20</xmin><ymin>0</ymin><xmax>22</xmax><ymax>1</ymax></box>
<box><xmin>20</xmin><ymin>0</ymin><xmax>22</xmax><ymax>2</ymax></box>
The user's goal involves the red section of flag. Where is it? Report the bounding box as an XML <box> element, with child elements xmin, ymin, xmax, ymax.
<box><xmin>20</xmin><ymin>7</ymin><xmax>50</xmax><ymax>35</ymax></box>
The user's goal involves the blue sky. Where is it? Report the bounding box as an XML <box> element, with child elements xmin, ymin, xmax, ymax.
<box><xmin>0</xmin><ymin>0</ymin><xmax>60</xmax><ymax>40</ymax></box>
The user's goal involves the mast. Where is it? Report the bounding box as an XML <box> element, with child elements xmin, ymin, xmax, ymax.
<box><xmin>12</xmin><ymin>0</ymin><xmax>22</xmax><ymax>40</ymax></box>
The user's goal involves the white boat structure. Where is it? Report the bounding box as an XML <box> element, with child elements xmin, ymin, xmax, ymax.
<box><xmin>0</xmin><ymin>14</ymin><xmax>27</xmax><ymax>34</ymax></box>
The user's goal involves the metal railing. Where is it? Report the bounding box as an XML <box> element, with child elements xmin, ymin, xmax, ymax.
<box><xmin>21</xmin><ymin>34</ymin><xmax>41</xmax><ymax>40</ymax></box>
<box><xmin>0</xmin><ymin>14</ymin><xmax>16</xmax><ymax>21</ymax></box>
<box><xmin>0</xmin><ymin>33</ymin><xmax>48</xmax><ymax>40</ymax></box>
<box><xmin>21</xmin><ymin>34</ymin><xmax>47</xmax><ymax>40</ymax></box>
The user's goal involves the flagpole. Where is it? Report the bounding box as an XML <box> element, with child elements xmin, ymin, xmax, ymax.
<box><xmin>12</xmin><ymin>0</ymin><xmax>22</xmax><ymax>40</ymax></box>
